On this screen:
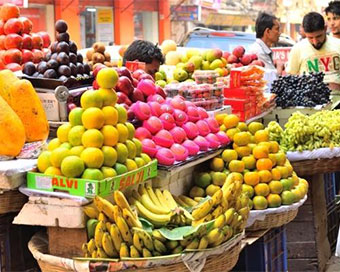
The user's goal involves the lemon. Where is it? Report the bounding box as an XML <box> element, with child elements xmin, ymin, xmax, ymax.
<box><xmin>132</xmin><ymin>138</ymin><xmax>142</xmax><ymax>156</ymax></box>
<box><xmin>37</xmin><ymin>151</ymin><xmax>52</xmax><ymax>173</ymax></box>
<box><xmin>125</xmin><ymin>122</ymin><xmax>135</xmax><ymax>139</ymax></box>
<box><xmin>116</xmin><ymin>123</ymin><xmax>129</xmax><ymax>143</ymax></box>
<box><xmin>96</xmin><ymin>68</ymin><xmax>119</xmax><ymax>89</ymax></box>
<box><xmin>126</xmin><ymin>139</ymin><xmax>137</xmax><ymax>159</ymax></box>
<box><xmin>68</xmin><ymin>125</ymin><xmax>85</xmax><ymax>146</ymax></box>
<box><xmin>69</xmin><ymin>146</ymin><xmax>85</xmax><ymax>157</ymax></box>
<box><xmin>102</xmin><ymin>146</ymin><xmax>117</xmax><ymax>167</ymax></box>
<box><xmin>134</xmin><ymin>157</ymin><xmax>145</xmax><ymax>168</ymax></box>
<box><xmin>60</xmin><ymin>142</ymin><xmax>72</xmax><ymax>149</ymax></box>
<box><xmin>102</xmin><ymin>106</ymin><xmax>118</xmax><ymax>126</ymax></box>
<box><xmin>44</xmin><ymin>166</ymin><xmax>62</xmax><ymax>176</ymax></box>
<box><xmin>115</xmin><ymin>143</ymin><xmax>128</xmax><ymax>163</ymax></box>
<box><xmin>82</xmin><ymin>168</ymin><xmax>104</xmax><ymax>180</ymax></box>
<box><xmin>80</xmin><ymin>90</ymin><xmax>103</xmax><ymax>109</ymax></box>
<box><xmin>125</xmin><ymin>158</ymin><xmax>138</xmax><ymax>171</ymax></box>
<box><xmin>57</xmin><ymin>123</ymin><xmax>72</xmax><ymax>143</ymax></box>
<box><xmin>60</xmin><ymin>155</ymin><xmax>85</xmax><ymax>178</ymax></box>
<box><xmin>101</xmin><ymin>167</ymin><xmax>117</xmax><ymax>178</ymax></box>
<box><xmin>69</xmin><ymin>107</ymin><xmax>83</xmax><ymax>126</ymax></box>
<box><xmin>115</xmin><ymin>104</ymin><xmax>127</xmax><ymax>123</ymax></box>
<box><xmin>80</xmin><ymin>147</ymin><xmax>104</xmax><ymax>168</ymax></box>
<box><xmin>50</xmin><ymin>147</ymin><xmax>70</xmax><ymax>168</ymax></box>
<box><xmin>97</xmin><ymin>88</ymin><xmax>117</xmax><ymax>107</ymax></box>
<box><xmin>141</xmin><ymin>153</ymin><xmax>151</xmax><ymax>164</ymax></box>
<box><xmin>82</xmin><ymin>107</ymin><xmax>105</xmax><ymax>129</ymax></box>
<box><xmin>82</xmin><ymin>129</ymin><xmax>104</xmax><ymax>148</ymax></box>
<box><xmin>114</xmin><ymin>163</ymin><xmax>128</xmax><ymax>175</ymax></box>
<box><xmin>48</xmin><ymin>138</ymin><xmax>61</xmax><ymax>151</ymax></box>
<box><xmin>100</xmin><ymin>125</ymin><xmax>118</xmax><ymax>146</ymax></box>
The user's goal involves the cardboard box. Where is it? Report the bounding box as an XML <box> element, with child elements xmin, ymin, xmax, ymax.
<box><xmin>224</xmin><ymin>87</ymin><xmax>251</xmax><ymax>99</ymax></box>
<box><xmin>225</xmin><ymin>98</ymin><xmax>252</xmax><ymax>111</ymax></box>
<box><xmin>26</xmin><ymin>160</ymin><xmax>157</xmax><ymax>198</ymax></box>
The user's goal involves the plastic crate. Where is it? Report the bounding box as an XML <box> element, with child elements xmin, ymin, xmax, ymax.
<box><xmin>327</xmin><ymin>204</ymin><xmax>340</xmax><ymax>253</ymax></box>
<box><xmin>324</xmin><ymin>173</ymin><xmax>336</xmax><ymax>212</ymax></box>
<box><xmin>234</xmin><ymin>226</ymin><xmax>288</xmax><ymax>272</ymax></box>
<box><xmin>0</xmin><ymin>213</ymin><xmax>40</xmax><ymax>271</ymax></box>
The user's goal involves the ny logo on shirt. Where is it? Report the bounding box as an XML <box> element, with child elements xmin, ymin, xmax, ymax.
<box><xmin>306</xmin><ymin>54</ymin><xmax>340</xmax><ymax>73</ymax></box>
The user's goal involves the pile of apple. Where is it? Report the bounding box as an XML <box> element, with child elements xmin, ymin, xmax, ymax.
<box><xmin>224</xmin><ymin>46</ymin><xmax>264</xmax><ymax>68</ymax></box>
<box><xmin>0</xmin><ymin>3</ymin><xmax>51</xmax><ymax>71</ymax></box>
<box><xmin>131</xmin><ymin>95</ymin><xmax>230</xmax><ymax>166</ymax></box>
<box><xmin>22</xmin><ymin>20</ymin><xmax>90</xmax><ymax>80</ymax></box>
<box><xmin>92</xmin><ymin>65</ymin><xmax>166</xmax><ymax>117</ymax></box>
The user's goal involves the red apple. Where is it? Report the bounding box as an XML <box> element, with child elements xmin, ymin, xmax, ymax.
<box><xmin>227</xmin><ymin>54</ymin><xmax>238</xmax><ymax>64</ymax></box>
<box><xmin>37</xmin><ymin>31</ymin><xmax>51</xmax><ymax>48</ymax></box>
<box><xmin>240</xmin><ymin>54</ymin><xmax>252</xmax><ymax>66</ymax></box>
<box><xmin>4</xmin><ymin>48</ymin><xmax>22</xmax><ymax>64</ymax></box>
<box><xmin>4</xmin><ymin>33</ymin><xmax>22</xmax><ymax>50</ymax></box>
<box><xmin>22</xmin><ymin>33</ymin><xmax>32</xmax><ymax>50</ymax></box>
<box><xmin>131</xmin><ymin>88</ymin><xmax>145</xmax><ymax>102</ymax></box>
<box><xmin>115</xmin><ymin>66</ymin><xmax>133</xmax><ymax>81</ymax></box>
<box><xmin>19</xmin><ymin>17</ymin><xmax>33</xmax><ymax>34</ymax></box>
<box><xmin>68</xmin><ymin>103</ymin><xmax>77</xmax><ymax>111</ymax></box>
<box><xmin>250</xmin><ymin>53</ymin><xmax>258</xmax><ymax>60</ymax></box>
<box><xmin>132</xmin><ymin>69</ymin><xmax>145</xmax><ymax>80</ymax></box>
<box><xmin>0</xmin><ymin>20</ymin><xmax>4</xmax><ymax>35</ymax></box>
<box><xmin>222</xmin><ymin>51</ymin><xmax>230</xmax><ymax>60</ymax></box>
<box><xmin>0</xmin><ymin>4</ymin><xmax>20</xmax><ymax>21</ymax></box>
<box><xmin>5</xmin><ymin>62</ymin><xmax>21</xmax><ymax>71</ymax></box>
<box><xmin>232</xmin><ymin>63</ymin><xmax>243</xmax><ymax>68</ymax></box>
<box><xmin>92</xmin><ymin>80</ymin><xmax>99</xmax><ymax>90</ymax></box>
<box><xmin>139</xmin><ymin>73</ymin><xmax>154</xmax><ymax>82</ymax></box>
<box><xmin>117</xmin><ymin>91</ymin><xmax>129</xmax><ymax>104</ymax></box>
<box><xmin>4</xmin><ymin>18</ymin><xmax>23</xmax><ymax>35</ymax></box>
<box><xmin>0</xmin><ymin>35</ymin><xmax>5</xmax><ymax>50</ymax></box>
<box><xmin>31</xmin><ymin>33</ymin><xmax>43</xmax><ymax>49</ymax></box>
<box><xmin>155</xmin><ymin>85</ymin><xmax>166</xmax><ymax>98</ymax></box>
<box><xmin>115</xmin><ymin>76</ymin><xmax>134</xmax><ymax>96</ymax></box>
<box><xmin>32</xmin><ymin>49</ymin><xmax>44</xmax><ymax>63</ymax></box>
<box><xmin>132</xmin><ymin>78</ymin><xmax>138</xmax><ymax>88</ymax></box>
<box><xmin>93</xmin><ymin>64</ymin><xmax>106</xmax><ymax>77</ymax></box>
<box><xmin>232</xmin><ymin>46</ymin><xmax>245</xmax><ymax>58</ymax></box>
<box><xmin>22</xmin><ymin>49</ymin><xmax>33</xmax><ymax>63</ymax></box>
<box><xmin>251</xmin><ymin>60</ymin><xmax>265</xmax><ymax>67</ymax></box>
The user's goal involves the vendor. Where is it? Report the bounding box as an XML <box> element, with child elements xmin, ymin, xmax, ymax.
<box><xmin>325</xmin><ymin>1</ymin><xmax>340</xmax><ymax>39</ymax></box>
<box><xmin>249</xmin><ymin>12</ymin><xmax>282</xmax><ymax>75</ymax></box>
<box><xmin>286</xmin><ymin>12</ymin><xmax>340</xmax><ymax>108</ymax></box>
<box><xmin>123</xmin><ymin>40</ymin><xmax>164</xmax><ymax>79</ymax></box>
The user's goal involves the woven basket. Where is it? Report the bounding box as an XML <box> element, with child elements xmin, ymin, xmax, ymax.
<box><xmin>0</xmin><ymin>190</ymin><xmax>27</xmax><ymax>215</ymax></box>
<box><xmin>246</xmin><ymin>208</ymin><xmax>298</xmax><ymax>231</ymax></box>
<box><xmin>291</xmin><ymin>157</ymin><xmax>340</xmax><ymax>176</ymax></box>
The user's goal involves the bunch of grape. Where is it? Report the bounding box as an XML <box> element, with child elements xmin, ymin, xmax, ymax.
<box><xmin>271</xmin><ymin>73</ymin><xmax>331</xmax><ymax>108</ymax></box>
<box><xmin>267</xmin><ymin>110</ymin><xmax>340</xmax><ymax>152</ymax></box>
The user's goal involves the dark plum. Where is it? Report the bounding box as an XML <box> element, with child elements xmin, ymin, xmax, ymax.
<box><xmin>69</xmin><ymin>62</ymin><xmax>77</xmax><ymax>76</ymax></box>
<box><xmin>55</xmin><ymin>20</ymin><xmax>68</xmax><ymax>33</ymax></box>
<box><xmin>69</xmin><ymin>41</ymin><xmax>77</xmax><ymax>54</ymax></box>
<box><xmin>56</xmin><ymin>41</ymin><xmax>69</xmax><ymax>54</ymax></box>
<box><xmin>37</xmin><ymin>61</ymin><xmax>48</xmax><ymax>74</ymax></box>
<box><xmin>76</xmin><ymin>62</ymin><xmax>84</xmax><ymax>74</ymax></box>
<box><xmin>50</xmin><ymin>41</ymin><xmax>58</xmax><ymax>53</ymax></box>
<box><xmin>23</xmin><ymin>62</ymin><xmax>36</xmax><ymax>76</ymax></box>
<box><xmin>58</xmin><ymin>65</ymin><xmax>71</xmax><ymax>77</ymax></box>
<box><xmin>47</xmin><ymin>59</ymin><xmax>59</xmax><ymax>70</ymax></box>
<box><xmin>57</xmin><ymin>52</ymin><xmax>69</xmax><ymax>65</ymax></box>
<box><xmin>69</xmin><ymin>52</ymin><xmax>77</xmax><ymax>64</ymax></box>
<box><xmin>83</xmin><ymin>63</ymin><xmax>90</xmax><ymax>74</ymax></box>
<box><xmin>77</xmin><ymin>52</ymin><xmax>83</xmax><ymax>63</ymax></box>
<box><xmin>56</xmin><ymin>32</ymin><xmax>70</xmax><ymax>42</ymax></box>
<box><xmin>44</xmin><ymin>69</ymin><xmax>58</xmax><ymax>78</ymax></box>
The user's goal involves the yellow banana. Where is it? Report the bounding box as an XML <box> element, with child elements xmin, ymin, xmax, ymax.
<box><xmin>212</xmin><ymin>189</ymin><xmax>223</xmax><ymax>206</ymax></box>
<box><xmin>223</xmin><ymin>183</ymin><xmax>235</xmax><ymax>202</ymax></box>
<box><xmin>102</xmin><ymin>232</ymin><xmax>118</xmax><ymax>257</ymax></box>
<box><xmin>94</xmin><ymin>196</ymin><xmax>116</xmax><ymax>222</ymax></box>
<box><xmin>222</xmin><ymin>225</ymin><xmax>233</xmax><ymax>241</ymax></box>
<box><xmin>239</xmin><ymin>193</ymin><xmax>250</xmax><ymax>208</ymax></box>
<box><xmin>112</xmin><ymin>205</ymin><xmax>123</xmax><ymax>223</ymax></box>
<box><xmin>221</xmin><ymin>196</ymin><xmax>229</xmax><ymax>211</ymax></box>
<box><xmin>91</xmin><ymin>251</ymin><xmax>97</xmax><ymax>258</ymax></box>
<box><xmin>235</xmin><ymin>198</ymin><xmax>242</xmax><ymax>211</ymax></box>
<box><xmin>97</xmin><ymin>247</ymin><xmax>108</xmax><ymax>258</ymax></box>
<box><xmin>211</xmin><ymin>231</ymin><xmax>225</xmax><ymax>247</ymax></box>
<box><xmin>206</xmin><ymin>228</ymin><xmax>222</xmax><ymax>245</ymax></box>
<box><xmin>81</xmin><ymin>243</ymin><xmax>88</xmax><ymax>255</ymax></box>
<box><xmin>214</xmin><ymin>214</ymin><xmax>226</xmax><ymax>228</ymax></box>
<box><xmin>185</xmin><ymin>238</ymin><xmax>199</xmax><ymax>250</ymax></box>
<box><xmin>233</xmin><ymin>215</ymin><xmax>244</xmax><ymax>233</ymax></box>
<box><xmin>172</xmin><ymin>195</ymin><xmax>189</xmax><ymax>207</ymax></box>
<box><xmin>238</xmin><ymin>207</ymin><xmax>250</xmax><ymax>220</ymax></box>
<box><xmin>130</xmin><ymin>245</ymin><xmax>141</xmax><ymax>257</ymax></box>
<box><xmin>133</xmin><ymin>189</ymin><xmax>170</xmax><ymax>214</ymax></box>
<box><xmin>122</xmin><ymin>208</ymin><xmax>143</xmax><ymax>228</ymax></box>
<box><xmin>133</xmin><ymin>232</ymin><xmax>144</xmax><ymax>252</ymax></box>
<box><xmin>87</xmin><ymin>238</ymin><xmax>96</xmax><ymax>253</ymax></box>
<box><xmin>83</xmin><ymin>206</ymin><xmax>99</xmax><ymax>219</ymax></box>
<box><xmin>165</xmin><ymin>240</ymin><xmax>178</xmax><ymax>250</ymax></box>
<box><xmin>119</xmin><ymin>242</ymin><xmax>130</xmax><ymax>258</ymax></box>
<box><xmin>192</xmin><ymin>214</ymin><xmax>213</xmax><ymax>227</ymax></box>
<box><xmin>230</xmin><ymin>212</ymin><xmax>239</xmax><ymax>228</ymax></box>
<box><xmin>105</xmin><ymin>222</ymin><xmax>111</xmax><ymax>231</ymax></box>
<box><xmin>194</xmin><ymin>197</ymin><xmax>204</xmax><ymax>203</ymax></box>
<box><xmin>224</xmin><ymin>208</ymin><xmax>235</xmax><ymax>225</ymax></box>
<box><xmin>116</xmin><ymin>216</ymin><xmax>133</xmax><ymax>244</ymax></box>
<box><xmin>198</xmin><ymin>236</ymin><xmax>209</xmax><ymax>250</ymax></box>
<box><xmin>162</xmin><ymin>190</ymin><xmax>178</xmax><ymax>209</ymax></box>
<box><xmin>142</xmin><ymin>247</ymin><xmax>153</xmax><ymax>257</ymax></box>
<box><xmin>152</xmin><ymin>230</ymin><xmax>167</xmax><ymax>243</ymax></box>
<box><xmin>212</xmin><ymin>205</ymin><xmax>223</xmax><ymax>218</ymax></box>
<box><xmin>155</xmin><ymin>188</ymin><xmax>172</xmax><ymax>210</ymax></box>
<box><xmin>134</xmin><ymin>198</ymin><xmax>171</xmax><ymax>226</ymax></box>
<box><xmin>145</xmin><ymin>183</ymin><xmax>162</xmax><ymax>206</ymax></box>
<box><xmin>192</xmin><ymin>198</ymin><xmax>214</xmax><ymax>220</ymax></box>
<box><xmin>180</xmin><ymin>238</ymin><xmax>192</xmax><ymax>247</ymax></box>
<box><xmin>172</xmin><ymin>245</ymin><xmax>183</xmax><ymax>254</ymax></box>
<box><xmin>133</xmin><ymin>227</ymin><xmax>154</xmax><ymax>251</ymax></box>
<box><xmin>85</xmin><ymin>253</ymin><xmax>90</xmax><ymax>258</ymax></box>
<box><xmin>113</xmin><ymin>190</ymin><xmax>137</xmax><ymax>220</ymax></box>
<box><xmin>109</xmin><ymin>223</ymin><xmax>123</xmax><ymax>252</ymax></box>
<box><xmin>222</xmin><ymin>174</ymin><xmax>236</xmax><ymax>191</ymax></box>
<box><xmin>178</xmin><ymin>195</ymin><xmax>198</xmax><ymax>207</ymax></box>
<box><xmin>94</xmin><ymin>221</ymin><xmax>106</xmax><ymax>248</ymax></box>
<box><xmin>140</xmin><ymin>185</ymin><xmax>172</xmax><ymax>213</ymax></box>
<box><xmin>153</xmin><ymin>239</ymin><xmax>167</xmax><ymax>254</ymax></box>
<box><xmin>98</xmin><ymin>212</ymin><xmax>108</xmax><ymax>223</ymax></box>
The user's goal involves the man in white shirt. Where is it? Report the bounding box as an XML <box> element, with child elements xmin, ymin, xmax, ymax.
<box><xmin>249</xmin><ymin>12</ymin><xmax>281</xmax><ymax>73</ymax></box>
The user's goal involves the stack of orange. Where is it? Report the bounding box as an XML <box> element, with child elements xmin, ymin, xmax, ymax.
<box><xmin>211</xmin><ymin>113</ymin><xmax>309</xmax><ymax>210</ymax></box>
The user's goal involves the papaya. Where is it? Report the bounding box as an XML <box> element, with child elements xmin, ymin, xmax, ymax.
<box><xmin>7</xmin><ymin>79</ymin><xmax>49</xmax><ymax>142</ymax></box>
<box><xmin>0</xmin><ymin>69</ymin><xmax>19</xmax><ymax>104</ymax></box>
<box><xmin>0</xmin><ymin>95</ymin><xmax>25</xmax><ymax>157</ymax></box>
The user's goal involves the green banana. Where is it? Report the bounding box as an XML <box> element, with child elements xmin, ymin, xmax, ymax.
<box><xmin>153</xmin><ymin>238</ymin><xmax>167</xmax><ymax>254</ymax></box>
<box><xmin>86</xmin><ymin>219</ymin><xmax>98</xmax><ymax>239</ymax></box>
<box><xmin>152</xmin><ymin>229</ymin><xmax>167</xmax><ymax>243</ymax></box>
<box><xmin>142</xmin><ymin>247</ymin><xmax>153</xmax><ymax>257</ymax></box>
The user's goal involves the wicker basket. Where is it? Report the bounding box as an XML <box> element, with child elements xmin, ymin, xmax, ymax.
<box><xmin>246</xmin><ymin>208</ymin><xmax>298</xmax><ymax>231</ymax></box>
<box><xmin>291</xmin><ymin>157</ymin><xmax>340</xmax><ymax>176</ymax></box>
<box><xmin>0</xmin><ymin>189</ymin><xmax>27</xmax><ymax>215</ymax></box>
